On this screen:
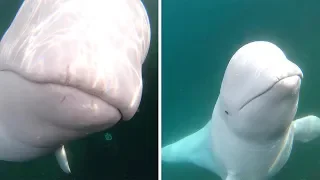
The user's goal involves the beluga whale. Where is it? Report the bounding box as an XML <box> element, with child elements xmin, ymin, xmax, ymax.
<box><xmin>0</xmin><ymin>0</ymin><xmax>150</xmax><ymax>174</ymax></box>
<box><xmin>162</xmin><ymin>41</ymin><xmax>320</xmax><ymax>180</ymax></box>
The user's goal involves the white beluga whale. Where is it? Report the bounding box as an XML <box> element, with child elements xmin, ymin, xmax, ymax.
<box><xmin>162</xmin><ymin>41</ymin><xmax>320</xmax><ymax>180</ymax></box>
<box><xmin>0</xmin><ymin>0</ymin><xmax>150</xmax><ymax>174</ymax></box>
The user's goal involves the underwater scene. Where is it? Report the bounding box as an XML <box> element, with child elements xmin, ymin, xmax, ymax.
<box><xmin>162</xmin><ymin>0</ymin><xmax>320</xmax><ymax>180</ymax></box>
<box><xmin>0</xmin><ymin>0</ymin><xmax>158</xmax><ymax>179</ymax></box>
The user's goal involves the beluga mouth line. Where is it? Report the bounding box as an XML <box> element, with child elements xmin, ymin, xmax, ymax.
<box><xmin>239</xmin><ymin>73</ymin><xmax>303</xmax><ymax>110</ymax></box>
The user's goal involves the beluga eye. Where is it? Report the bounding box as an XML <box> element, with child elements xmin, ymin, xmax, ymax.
<box><xmin>225</xmin><ymin>110</ymin><xmax>229</xmax><ymax>115</ymax></box>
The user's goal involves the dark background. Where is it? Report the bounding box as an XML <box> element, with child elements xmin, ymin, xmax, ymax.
<box><xmin>0</xmin><ymin>0</ymin><xmax>158</xmax><ymax>179</ymax></box>
<box><xmin>162</xmin><ymin>0</ymin><xmax>320</xmax><ymax>180</ymax></box>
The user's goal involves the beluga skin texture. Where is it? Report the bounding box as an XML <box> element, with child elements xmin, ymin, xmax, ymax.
<box><xmin>0</xmin><ymin>0</ymin><xmax>151</xmax><ymax>173</ymax></box>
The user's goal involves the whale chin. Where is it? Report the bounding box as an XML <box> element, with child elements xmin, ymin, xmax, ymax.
<box><xmin>0</xmin><ymin>71</ymin><xmax>122</xmax><ymax>148</ymax></box>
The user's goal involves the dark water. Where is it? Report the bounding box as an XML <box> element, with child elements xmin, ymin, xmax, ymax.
<box><xmin>0</xmin><ymin>0</ymin><xmax>158</xmax><ymax>179</ymax></box>
<box><xmin>162</xmin><ymin>0</ymin><xmax>320</xmax><ymax>180</ymax></box>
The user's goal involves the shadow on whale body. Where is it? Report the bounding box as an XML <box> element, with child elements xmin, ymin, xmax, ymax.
<box><xmin>162</xmin><ymin>41</ymin><xmax>320</xmax><ymax>180</ymax></box>
<box><xmin>0</xmin><ymin>0</ymin><xmax>151</xmax><ymax>174</ymax></box>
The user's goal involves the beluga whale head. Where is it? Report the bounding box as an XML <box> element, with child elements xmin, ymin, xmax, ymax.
<box><xmin>0</xmin><ymin>0</ymin><xmax>150</xmax><ymax>163</ymax></box>
<box><xmin>218</xmin><ymin>41</ymin><xmax>303</xmax><ymax>142</ymax></box>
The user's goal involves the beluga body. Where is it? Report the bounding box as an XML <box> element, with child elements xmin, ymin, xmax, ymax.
<box><xmin>162</xmin><ymin>41</ymin><xmax>320</xmax><ymax>180</ymax></box>
<box><xmin>0</xmin><ymin>0</ymin><xmax>150</xmax><ymax>173</ymax></box>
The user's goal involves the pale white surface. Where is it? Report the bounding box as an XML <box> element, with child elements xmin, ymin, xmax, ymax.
<box><xmin>0</xmin><ymin>0</ymin><xmax>150</xmax><ymax>165</ymax></box>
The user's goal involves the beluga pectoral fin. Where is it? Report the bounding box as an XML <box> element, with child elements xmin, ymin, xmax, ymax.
<box><xmin>225</xmin><ymin>175</ymin><xmax>240</xmax><ymax>180</ymax></box>
<box><xmin>162</xmin><ymin>121</ymin><xmax>218</xmax><ymax>173</ymax></box>
<box><xmin>55</xmin><ymin>145</ymin><xmax>71</xmax><ymax>174</ymax></box>
<box><xmin>293</xmin><ymin>115</ymin><xmax>320</xmax><ymax>143</ymax></box>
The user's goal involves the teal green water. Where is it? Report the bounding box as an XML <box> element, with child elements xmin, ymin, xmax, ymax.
<box><xmin>162</xmin><ymin>0</ymin><xmax>320</xmax><ymax>180</ymax></box>
<box><xmin>0</xmin><ymin>0</ymin><xmax>158</xmax><ymax>179</ymax></box>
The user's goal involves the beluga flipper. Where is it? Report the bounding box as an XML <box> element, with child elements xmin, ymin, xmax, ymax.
<box><xmin>162</xmin><ymin>41</ymin><xmax>320</xmax><ymax>180</ymax></box>
<box><xmin>293</xmin><ymin>115</ymin><xmax>320</xmax><ymax>143</ymax></box>
<box><xmin>0</xmin><ymin>0</ymin><xmax>150</xmax><ymax>174</ymax></box>
<box><xmin>55</xmin><ymin>145</ymin><xmax>71</xmax><ymax>174</ymax></box>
